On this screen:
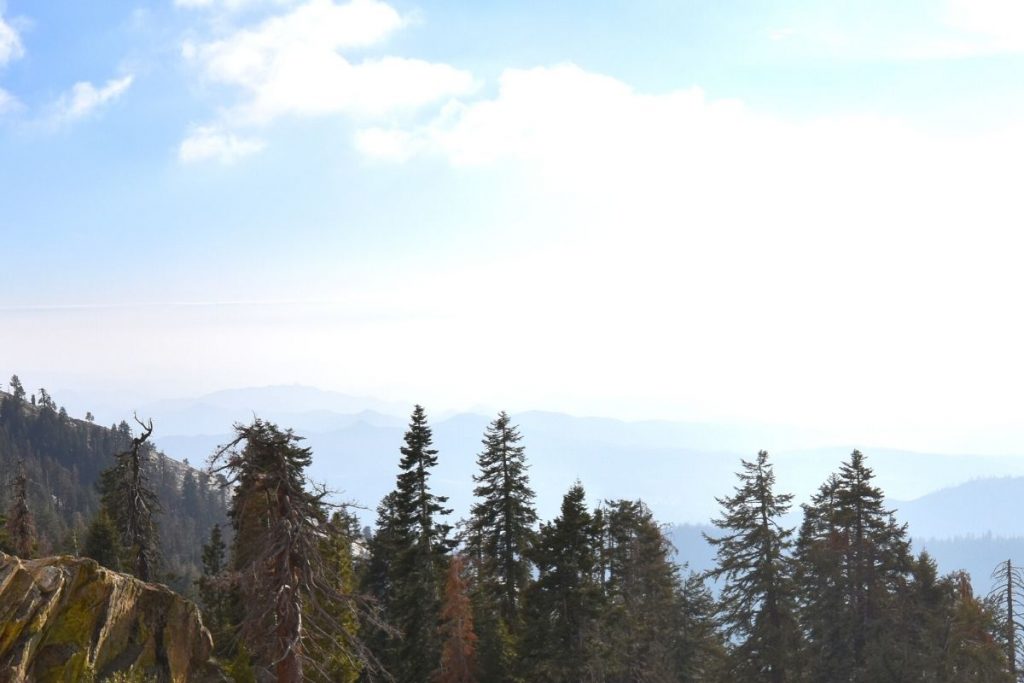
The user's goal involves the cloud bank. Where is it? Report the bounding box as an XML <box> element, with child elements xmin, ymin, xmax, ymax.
<box><xmin>179</xmin><ymin>0</ymin><xmax>474</xmax><ymax>162</ymax></box>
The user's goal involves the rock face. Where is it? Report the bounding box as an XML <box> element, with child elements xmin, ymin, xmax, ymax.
<box><xmin>0</xmin><ymin>552</ymin><xmax>223</xmax><ymax>682</ymax></box>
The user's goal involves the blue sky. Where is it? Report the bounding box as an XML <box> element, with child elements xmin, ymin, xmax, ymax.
<box><xmin>4</xmin><ymin>0</ymin><xmax>1024</xmax><ymax>451</ymax></box>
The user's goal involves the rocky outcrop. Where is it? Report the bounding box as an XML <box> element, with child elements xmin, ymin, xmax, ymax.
<box><xmin>0</xmin><ymin>552</ymin><xmax>223</xmax><ymax>682</ymax></box>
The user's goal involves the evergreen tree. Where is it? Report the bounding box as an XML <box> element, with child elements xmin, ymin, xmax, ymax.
<box><xmin>8</xmin><ymin>375</ymin><xmax>25</xmax><ymax>401</ymax></box>
<box><xmin>377</xmin><ymin>405</ymin><xmax>455</xmax><ymax>682</ymax></box>
<box><xmin>361</xmin><ymin>491</ymin><xmax>404</xmax><ymax>677</ymax></box>
<box><xmin>197</xmin><ymin>523</ymin><xmax>236</xmax><ymax>658</ymax></box>
<box><xmin>98</xmin><ymin>416</ymin><xmax>161</xmax><ymax>581</ymax></box>
<box><xmin>795</xmin><ymin>450</ymin><xmax>912</xmax><ymax>683</ymax></box>
<box><xmin>468</xmin><ymin>412</ymin><xmax>537</xmax><ymax>621</ymax></box>
<box><xmin>213</xmin><ymin>419</ymin><xmax>378</xmax><ymax>683</ymax></box>
<box><xmin>466</xmin><ymin>411</ymin><xmax>537</xmax><ymax>682</ymax></box>
<box><xmin>705</xmin><ymin>451</ymin><xmax>799</xmax><ymax>682</ymax></box>
<box><xmin>674</xmin><ymin>571</ymin><xmax>729</xmax><ymax>682</ymax></box>
<box><xmin>521</xmin><ymin>482</ymin><xmax>604</xmax><ymax>682</ymax></box>
<box><xmin>84</xmin><ymin>507</ymin><xmax>123</xmax><ymax>571</ymax></box>
<box><xmin>599</xmin><ymin>498</ymin><xmax>688</xmax><ymax>682</ymax></box>
<box><xmin>6</xmin><ymin>459</ymin><xmax>36</xmax><ymax>558</ymax></box>
<box><xmin>945</xmin><ymin>571</ymin><xmax>1013</xmax><ymax>681</ymax></box>
<box><xmin>311</xmin><ymin>511</ymin><xmax>363</xmax><ymax>683</ymax></box>
<box><xmin>436</xmin><ymin>554</ymin><xmax>478</xmax><ymax>683</ymax></box>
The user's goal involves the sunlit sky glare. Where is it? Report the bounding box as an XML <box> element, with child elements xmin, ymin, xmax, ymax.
<box><xmin>4</xmin><ymin>0</ymin><xmax>1024</xmax><ymax>451</ymax></box>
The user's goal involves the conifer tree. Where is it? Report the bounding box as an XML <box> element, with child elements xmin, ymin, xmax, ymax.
<box><xmin>213</xmin><ymin>419</ymin><xmax>379</xmax><ymax>683</ymax></box>
<box><xmin>705</xmin><ymin>451</ymin><xmax>799</xmax><ymax>682</ymax></box>
<box><xmin>945</xmin><ymin>571</ymin><xmax>1013</xmax><ymax>681</ymax></box>
<box><xmin>466</xmin><ymin>411</ymin><xmax>537</xmax><ymax>682</ymax></box>
<box><xmin>6</xmin><ymin>460</ymin><xmax>36</xmax><ymax>558</ymax></box>
<box><xmin>436</xmin><ymin>554</ymin><xmax>478</xmax><ymax>683</ymax></box>
<box><xmin>198</xmin><ymin>523</ymin><xmax>235</xmax><ymax>658</ymax></box>
<box><xmin>8</xmin><ymin>374</ymin><xmax>25</xmax><ymax>401</ymax></box>
<box><xmin>311</xmin><ymin>511</ymin><xmax>363</xmax><ymax>683</ymax></box>
<box><xmin>361</xmin><ymin>491</ymin><xmax>406</xmax><ymax>679</ymax></box>
<box><xmin>600</xmin><ymin>498</ymin><xmax>688</xmax><ymax>682</ymax></box>
<box><xmin>84</xmin><ymin>507</ymin><xmax>123</xmax><ymax>571</ymax></box>
<box><xmin>98</xmin><ymin>415</ymin><xmax>160</xmax><ymax>581</ymax></box>
<box><xmin>795</xmin><ymin>450</ymin><xmax>912</xmax><ymax>682</ymax></box>
<box><xmin>674</xmin><ymin>571</ymin><xmax>729</xmax><ymax>682</ymax></box>
<box><xmin>385</xmin><ymin>405</ymin><xmax>455</xmax><ymax>683</ymax></box>
<box><xmin>468</xmin><ymin>412</ymin><xmax>537</xmax><ymax>621</ymax></box>
<box><xmin>521</xmin><ymin>482</ymin><xmax>604</xmax><ymax>682</ymax></box>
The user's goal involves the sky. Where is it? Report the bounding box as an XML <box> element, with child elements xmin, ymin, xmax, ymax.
<box><xmin>4</xmin><ymin>0</ymin><xmax>1024</xmax><ymax>452</ymax></box>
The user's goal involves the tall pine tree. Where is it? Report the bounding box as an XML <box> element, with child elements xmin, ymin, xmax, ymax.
<box><xmin>795</xmin><ymin>450</ymin><xmax>912</xmax><ymax>682</ymax></box>
<box><xmin>466</xmin><ymin>411</ymin><xmax>537</xmax><ymax>682</ymax></box>
<box><xmin>705</xmin><ymin>451</ymin><xmax>799</xmax><ymax>682</ymax></box>
<box><xmin>383</xmin><ymin>405</ymin><xmax>455</xmax><ymax>683</ymax></box>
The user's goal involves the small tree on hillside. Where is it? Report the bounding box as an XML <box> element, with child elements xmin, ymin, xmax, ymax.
<box><xmin>6</xmin><ymin>460</ymin><xmax>36</xmax><ymax>558</ymax></box>
<box><xmin>99</xmin><ymin>415</ymin><xmax>160</xmax><ymax>581</ymax></box>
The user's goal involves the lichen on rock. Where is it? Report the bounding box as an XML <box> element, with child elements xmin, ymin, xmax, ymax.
<box><xmin>0</xmin><ymin>552</ymin><xmax>223</xmax><ymax>682</ymax></box>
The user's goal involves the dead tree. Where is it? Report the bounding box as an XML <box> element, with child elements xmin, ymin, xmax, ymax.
<box><xmin>990</xmin><ymin>559</ymin><xmax>1024</xmax><ymax>680</ymax></box>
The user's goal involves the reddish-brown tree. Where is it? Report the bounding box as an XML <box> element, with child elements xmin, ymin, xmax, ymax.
<box><xmin>436</xmin><ymin>554</ymin><xmax>478</xmax><ymax>683</ymax></box>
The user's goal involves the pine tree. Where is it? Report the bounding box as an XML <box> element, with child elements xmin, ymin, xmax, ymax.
<box><xmin>213</xmin><ymin>419</ymin><xmax>378</xmax><ymax>683</ymax></box>
<box><xmin>84</xmin><ymin>507</ymin><xmax>123</xmax><ymax>571</ymax></box>
<box><xmin>599</xmin><ymin>498</ymin><xmax>688</xmax><ymax>682</ymax></box>
<box><xmin>436</xmin><ymin>554</ymin><xmax>478</xmax><ymax>683</ymax></box>
<box><xmin>98</xmin><ymin>416</ymin><xmax>161</xmax><ymax>581</ymax></box>
<box><xmin>795</xmin><ymin>450</ymin><xmax>912</xmax><ymax>682</ymax></box>
<box><xmin>383</xmin><ymin>405</ymin><xmax>455</xmax><ymax>683</ymax></box>
<box><xmin>521</xmin><ymin>482</ymin><xmax>604</xmax><ymax>682</ymax></box>
<box><xmin>6</xmin><ymin>460</ymin><xmax>36</xmax><ymax>558</ymax></box>
<box><xmin>311</xmin><ymin>511</ymin><xmax>363</xmax><ymax>683</ymax></box>
<box><xmin>705</xmin><ymin>451</ymin><xmax>799</xmax><ymax>682</ymax></box>
<box><xmin>362</xmin><ymin>491</ymin><xmax>404</xmax><ymax>677</ymax></box>
<box><xmin>468</xmin><ymin>412</ymin><xmax>537</xmax><ymax>622</ymax></box>
<box><xmin>197</xmin><ymin>523</ymin><xmax>235</xmax><ymax>658</ymax></box>
<box><xmin>466</xmin><ymin>411</ymin><xmax>537</xmax><ymax>682</ymax></box>
<box><xmin>8</xmin><ymin>374</ymin><xmax>25</xmax><ymax>401</ymax></box>
<box><xmin>674</xmin><ymin>571</ymin><xmax>729</xmax><ymax>682</ymax></box>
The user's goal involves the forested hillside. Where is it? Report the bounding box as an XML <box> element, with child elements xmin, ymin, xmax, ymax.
<box><xmin>0</xmin><ymin>377</ymin><xmax>227</xmax><ymax>593</ymax></box>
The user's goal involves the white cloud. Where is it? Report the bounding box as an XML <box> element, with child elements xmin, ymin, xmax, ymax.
<box><xmin>351</xmin><ymin>62</ymin><xmax>1024</xmax><ymax>435</ymax></box>
<box><xmin>187</xmin><ymin>0</ymin><xmax>473</xmax><ymax>122</ymax></box>
<box><xmin>178</xmin><ymin>125</ymin><xmax>266</xmax><ymax>163</ymax></box>
<box><xmin>51</xmin><ymin>75</ymin><xmax>134</xmax><ymax>123</ymax></box>
<box><xmin>179</xmin><ymin>0</ymin><xmax>475</xmax><ymax>158</ymax></box>
<box><xmin>175</xmin><ymin>0</ymin><xmax>294</xmax><ymax>9</ymax></box>
<box><xmin>945</xmin><ymin>0</ymin><xmax>1024</xmax><ymax>51</ymax></box>
<box><xmin>0</xmin><ymin>87</ymin><xmax>17</xmax><ymax>113</ymax></box>
<box><xmin>0</xmin><ymin>12</ymin><xmax>22</xmax><ymax>67</ymax></box>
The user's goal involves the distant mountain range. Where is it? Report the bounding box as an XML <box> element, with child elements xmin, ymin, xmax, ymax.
<box><xmin>143</xmin><ymin>385</ymin><xmax>1024</xmax><ymax>527</ymax></box>
<box><xmin>127</xmin><ymin>383</ymin><xmax>1024</xmax><ymax>591</ymax></box>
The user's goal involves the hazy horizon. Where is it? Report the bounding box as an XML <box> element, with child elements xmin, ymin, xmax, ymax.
<box><xmin>6</xmin><ymin>0</ymin><xmax>1024</xmax><ymax>454</ymax></box>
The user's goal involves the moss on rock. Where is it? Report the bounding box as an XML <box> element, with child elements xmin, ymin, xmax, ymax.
<box><xmin>0</xmin><ymin>552</ymin><xmax>224</xmax><ymax>682</ymax></box>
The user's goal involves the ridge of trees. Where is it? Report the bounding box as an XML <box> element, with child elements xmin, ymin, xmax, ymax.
<box><xmin>2</xmin><ymin>375</ymin><xmax>1020</xmax><ymax>682</ymax></box>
